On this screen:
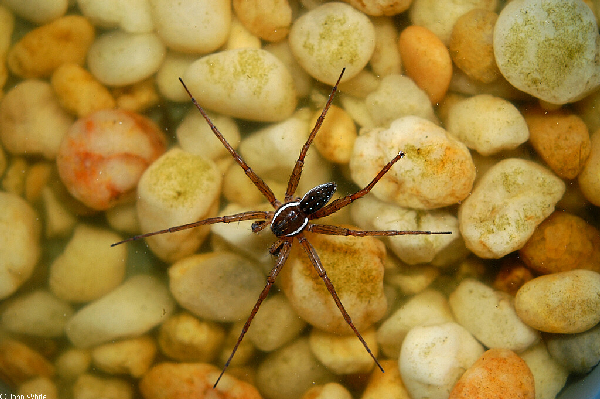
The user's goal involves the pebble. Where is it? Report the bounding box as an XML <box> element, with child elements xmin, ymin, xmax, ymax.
<box><xmin>361</xmin><ymin>360</ymin><xmax>411</xmax><ymax>399</ymax></box>
<box><xmin>309</xmin><ymin>328</ymin><xmax>378</xmax><ymax>375</ymax></box>
<box><xmin>0</xmin><ymin>191</ymin><xmax>41</xmax><ymax>299</ymax></box>
<box><xmin>66</xmin><ymin>275</ymin><xmax>175</xmax><ymax>348</ymax></box>
<box><xmin>234</xmin><ymin>0</ymin><xmax>292</xmax><ymax>42</ymax></box>
<box><xmin>311</xmin><ymin>105</ymin><xmax>356</xmax><ymax>164</ymax></box>
<box><xmin>524</xmin><ymin>107</ymin><xmax>591</xmax><ymax>179</ymax></box>
<box><xmin>494</xmin><ymin>0</ymin><xmax>600</xmax><ymax>104</ymax></box>
<box><xmin>343</xmin><ymin>0</ymin><xmax>411</xmax><ymax>16</ymax></box>
<box><xmin>459</xmin><ymin>158</ymin><xmax>565</xmax><ymax>258</ymax></box>
<box><xmin>302</xmin><ymin>383</ymin><xmax>352</xmax><ymax>399</ymax></box>
<box><xmin>226</xmin><ymin>16</ymin><xmax>262</xmax><ymax>50</ymax></box>
<box><xmin>449</xmin><ymin>279</ymin><xmax>539</xmax><ymax>351</ymax></box>
<box><xmin>18</xmin><ymin>377</ymin><xmax>57</xmax><ymax>399</ymax></box>
<box><xmin>0</xmin><ymin>80</ymin><xmax>73</xmax><ymax>159</ymax></box>
<box><xmin>77</xmin><ymin>0</ymin><xmax>154</xmax><ymax>33</ymax></box>
<box><xmin>365</xmin><ymin>74</ymin><xmax>437</xmax><ymax>127</ymax></box>
<box><xmin>256</xmin><ymin>339</ymin><xmax>334</xmax><ymax>399</ymax></box>
<box><xmin>139</xmin><ymin>362</ymin><xmax>262</xmax><ymax>399</ymax></box>
<box><xmin>288</xmin><ymin>2</ymin><xmax>375</xmax><ymax>85</ymax></box>
<box><xmin>399</xmin><ymin>322</ymin><xmax>484</xmax><ymax>399</ymax></box>
<box><xmin>184</xmin><ymin>49</ymin><xmax>297</xmax><ymax>122</ymax></box>
<box><xmin>515</xmin><ymin>270</ymin><xmax>600</xmax><ymax>333</ymax></box>
<box><xmin>149</xmin><ymin>0</ymin><xmax>230</xmax><ymax>53</ymax></box>
<box><xmin>521</xmin><ymin>342</ymin><xmax>569</xmax><ymax>399</ymax></box>
<box><xmin>449</xmin><ymin>9</ymin><xmax>500</xmax><ymax>84</ymax></box>
<box><xmin>157</xmin><ymin>312</ymin><xmax>225</xmax><ymax>362</ymax></box>
<box><xmin>87</xmin><ymin>31</ymin><xmax>165</xmax><ymax>87</ymax></box>
<box><xmin>398</xmin><ymin>25</ymin><xmax>452</xmax><ymax>104</ymax></box>
<box><xmin>578</xmin><ymin>129</ymin><xmax>600</xmax><ymax>206</ymax></box>
<box><xmin>448</xmin><ymin>348</ymin><xmax>534</xmax><ymax>399</ymax></box>
<box><xmin>3</xmin><ymin>0</ymin><xmax>67</xmax><ymax>24</ymax></box>
<box><xmin>446</xmin><ymin>94</ymin><xmax>529</xmax><ymax>155</ymax></box>
<box><xmin>113</xmin><ymin>78</ymin><xmax>160</xmax><ymax>112</ymax></box>
<box><xmin>377</xmin><ymin>289</ymin><xmax>454</xmax><ymax>358</ymax></box>
<box><xmin>1</xmin><ymin>290</ymin><xmax>73</xmax><ymax>337</ymax></box>
<box><xmin>350</xmin><ymin>116</ymin><xmax>476</xmax><ymax>209</ymax></box>
<box><xmin>57</xmin><ymin>109</ymin><xmax>166</xmax><ymax>211</ymax></box>
<box><xmin>73</xmin><ymin>374</ymin><xmax>132</xmax><ymax>399</ymax></box>
<box><xmin>280</xmin><ymin>232</ymin><xmax>387</xmax><ymax>335</ymax></box>
<box><xmin>492</xmin><ymin>260</ymin><xmax>534</xmax><ymax>296</ymax></box>
<box><xmin>55</xmin><ymin>348</ymin><xmax>91</xmax><ymax>380</ymax></box>
<box><xmin>519</xmin><ymin>211</ymin><xmax>600</xmax><ymax>274</ymax></box>
<box><xmin>385</xmin><ymin>261</ymin><xmax>441</xmax><ymax>296</ymax></box>
<box><xmin>0</xmin><ymin>339</ymin><xmax>55</xmax><ymax>387</ymax></box>
<box><xmin>371</xmin><ymin>17</ymin><xmax>401</xmax><ymax>77</ymax></box>
<box><xmin>155</xmin><ymin>52</ymin><xmax>197</xmax><ymax>102</ymax></box>
<box><xmin>91</xmin><ymin>336</ymin><xmax>157</xmax><ymax>377</ymax></box>
<box><xmin>169</xmin><ymin>252</ymin><xmax>265</xmax><ymax>322</ymax></box>
<box><xmin>546</xmin><ymin>322</ymin><xmax>600</xmax><ymax>374</ymax></box>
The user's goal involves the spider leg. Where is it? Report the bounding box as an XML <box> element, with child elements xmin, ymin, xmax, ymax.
<box><xmin>285</xmin><ymin>68</ymin><xmax>346</xmax><ymax>202</ymax></box>
<box><xmin>111</xmin><ymin>211</ymin><xmax>272</xmax><ymax>247</ymax></box>
<box><xmin>296</xmin><ymin>233</ymin><xmax>384</xmax><ymax>373</ymax></box>
<box><xmin>179</xmin><ymin>78</ymin><xmax>280</xmax><ymax>208</ymax></box>
<box><xmin>309</xmin><ymin>152</ymin><xmax>405</xmax><ymax>220</ymax></box>
<box><xmin>307</xmin><ymin>224</ymin><xmax>452</xmax><ymax>236</ymax></box>
<box><xmin>213</xmin><ymin>239</ymin><xmax>293</xmax><ymax>388</ymax></box>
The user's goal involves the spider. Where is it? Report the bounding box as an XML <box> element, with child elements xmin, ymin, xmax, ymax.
<box><xmin>112</xmin><ymin>68</ymin><xmax>451</xmax><ymax>387</ymax></box>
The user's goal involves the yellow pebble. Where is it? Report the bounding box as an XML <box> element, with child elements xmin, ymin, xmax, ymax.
<box><xmin>311</xmin><ymin>105</ymin><xmax>356</xmax><ymax>164</ymax></box>
<box><xmin>398</xmin><ymin>25</ymin><xmax>452</xmax><ymax>104</ymax></box>
<box><xmin>112</xmin><ymin>78</ymin><xmax>160</xmax><ymax>112</ymax></box>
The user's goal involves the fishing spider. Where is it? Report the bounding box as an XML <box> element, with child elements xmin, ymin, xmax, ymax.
<box><xmin>113</xmin><ymin>68</ymin><xmax>451</xmax><ymax>387</ymax></box>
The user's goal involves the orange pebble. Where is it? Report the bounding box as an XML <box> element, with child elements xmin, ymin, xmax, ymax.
<box><xmin>398</xmin><ymin>25</ymin><xmax>452</xmax><ymax>104</ymax></box>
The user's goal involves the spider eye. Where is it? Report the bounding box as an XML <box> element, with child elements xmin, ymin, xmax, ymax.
<box><xmin>299</xmin><ymin>182</ymin><xmax>336</xmax><ymax>215</ymax></box>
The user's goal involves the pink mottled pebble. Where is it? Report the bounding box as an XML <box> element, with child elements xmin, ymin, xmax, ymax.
<box><xmin>449</xmin><ymin>348</ymin><xmax>534</xmax><ymax>399</ymax></box>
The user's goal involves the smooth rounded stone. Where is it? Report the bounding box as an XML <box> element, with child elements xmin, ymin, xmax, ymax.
<box><xmin>7</xmin><ymin>15</ymin><xmax>94</xmax><ymax>79</ymax></box>
<box><xmin>91</xmin><ymin>336</ymin><xmax>156</xmax><ymax>378</ymax></box>
<box><xmin>289</xmin><ymin>2</ymin><xmax>375</xmax><ymax>85</ymax></box>
<box><xmin>66</xmin><ymin>275</ymin><xmax>175</xmax><ymax>348</ymax></box>
<box><xmin>73</xmin><ymin>374</ymin><xmax>132</xmax><ymax>399</ymax></box>
<box><xmin>140</xmin><ymin>362</ymin><xmax>262</xmax><ymax>399</ymax></box>
<box><xmin>449</xmin><ymin>9</ymin><xmax>500</xmax><ymax>84</ymax></box>
<box><xmin>18</xmin><ymin>377</ymin><xmax>57</xmax><ymax>399</ymax></box>
<box><xmin>449</xmin><ymin>348</ymin><xmax>534</xmax><ymax>399</ymax></box>
<box><xmin>459</xmin><ymin>158</ymin><xmax>565</xmax><ymax>259</ymax></box>
<box><xmin>365</xmin><ymin>74</ymin><xmax>436</xmax><ymax>127</ymax></box>
<box><xmin>256</xmin><ymin>339</ymin><xmax>334</xmax><ymax>399</ymax></box>
<box><xmin>524</xmin><ymin>107</ymin><xmax>591</xmax><ymax>179</ymax></box>
<box><xmin>521</xmin><ymin>342</ymin><xmax>569</xmax><ymax>399</ymax></box>
<box><xmin>446</xmin><ymin>94</ymin><xmax>529</xmax><ymax>156</ymax></box>
<box><xmin>311</xmin><ymin>105</ymin><xmax>356</xmax><ymax>164</ymax></box>
<box><xmin>155</xmin><ymin>52</ymin><xmax>197</xmax><ymax>102</ymax></box>
<box><xmin>579</xmin><ymin>129</ymin><xmax>600</xmax><ymax>206</ymax></box>
<box><xmin>301</xmin><ymin>383</ymin><xmax>352</xmax><ymax>399</ymax></box>
<box><xmin>234</xmin><ymin>0</ymin><xmax>291</xmax><ymax>42</ymax></box>
<box><xmin>377</xmin><ymin>289</ymin><xmax>454</xmax><ymax>358</ymax></box>
<box><xmin>397</xmin><ymin>25</ymin><xmax>452</xmax><ymax>104</ymax></box>
<box><xmin>51</xmin><ymin>63</ymin><xmax>116</xmax><ymax>118</ymax></box>
<box><xmin>0</xmin><ymin>80</ymin><xmax>73</xmax><ymax>159</ymax></box>
<box><xmin>0</xmin><ymin>339</ymin><xmax>55</xmax><ymax>387</ymax></box>
<box><xmin>1</xmin><ymin>290</ymin><xmax>73</xmax><ymax>337</ymax></box>
<box><xmin>370</xmin><ymin>17</ymin><xmax>402</xmax><ymax>77</ymax></box>
<box><xmin>169</xmin><ymin>252</ymin><xmax>265</xmax><ymax>322</ymax></box>
<box><xmin>0</xmin><ymin>192</ymin><xmax>40</xmax><ymax>299</ymax></box>
<box><xmin>519</xmin><ymin>211</ymin><xmax>600</xmax><ymax>274</ymax></box>
<box><xmin>494</xmin><ymin>0</ymin><xmax>600</xmax><ymax>104</ymax></box>
<box><xmin>385</xmin><ymin>260</ymin><xmax>441</xmax><ymax>296</ymax></box>
<box><xmin>546</xmin><ymin>322</ymin><xmax>600</xmax><ymax>374</ymax></box>
<box><xmin>41</xmin><ymin>187</ymin><xmax>75</xmax><ymax>237</ymax></box>
<box><xmin>77</xmin><ymin>0</ymin><xmax>154</xmax><ymax>33</ymax></box>
<box><xmin>280</xmin><ymin>232</ymin><xmax>387</xmax><ymax>335</ymax></box>
<box><xmin>136</xmin><ymin>148</ymin><xmax>221</xmax><ymax>262</ymax></box>
<box><xmin>342</xmin><ymin>0</ymin><xmax>411</xmax><ymax>16</ymax></box>
<box><xmin>247</xmin><ymin>294</ymin><xmax>306</xmax><ymax>352</ymax></box>
<box><xmin>309</xmin><ymin>328</ymin><xmax>378</xmax><ymax>375</ymax></box>
<box><xmin>492</xmin><ymin>259</ymin><xmax>534</xmax><ymax>296</ymax></box>
<box><xmin>410</xmin><ymin>0</ymin><xmax>497</xmax><ymax>45</ymax></box>
<box><xmin>112</xmin><ymin>78</ymin><xmax>160</xmax><ymax>112</ymax></box>
<box><xmin>515</xmin><ymin>270</ymin><xmax>600</xmax><ymax>334</ymax></box>
<box><xmin>88</xmin><ymin>31</ymin><xmax>165</xmax><ymax>87</ymax></box>
<box><xmin>55</xmin><ymin>348</ymin><xmax>92</xmax><ymax>380</ymax></box>
<box><xmin>184</xmin><ymin>48</ymin><xmax>297</xmax><ymax>122</ymax></box>
<box><xmin>399</xmin><ymin>322</ymin><xmax>484</xmax><ymax>399</ymax></box>
<box><xmin>226</xmin><ymin>16</ymin><xmax>262</xmax><ymax>50</ymax></box>
<box><xmin>351</xmin><ymin>116</ymin><xmax>476</xmax><ymax>209</ymax></box>
<box><xmin>57</xmin><ymin>109</ymin><xmax>166</xmax><ymax>211</ymax></box>
<box><xmin>49</xmin><ymin>225</ymin><xmax>126</xmax><ymax>302</ymax></box>
<box><xmin>362</xmin><ymin>360</ymin><xmax>411</xmax><ymax>399</ymax></box>
<box><xmin>351</xmin><ymin>196</ymin><xmax>460</xmax><ymax>266</ymax></box>
<box><xmin>2</xmin><ymin>0</ymin><xmax>67</xmax><ymax>24</ymax></box>
<box><xmin>158</xmin><ymin>312</ymin><xmax>225</xmax><ymax>363</ymax></box>
<box><xmin>449</xmin><ymin>279</ymin><xmax>539</xmax><ymax>352</ymax></box>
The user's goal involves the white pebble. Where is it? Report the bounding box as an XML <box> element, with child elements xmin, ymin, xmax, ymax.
<box><xmin>149</xmin><ymin>0</ymin><xmax>230</xmax><ymax>53</ymax></box>
<box><xmin>0</xmin><ymin>191</ymin><xmax>40</xmax><ymax>299</ymax></box>
<box><xmin>521</xmin><ymin>342</ymin><xmax>569</xmax><ymax>399</ymax></box>
<box><xmin>169</xmin><ymin>252</ymin><xmax>265</xmax><ymax>322</ymax></box>
<box><xmin>155</xmin><ymin>52</ymin><xmax>197</xmax><ymax>102</ymax></box>
<box><xmin>446</xmin><ymin>94</ymin><xmax>529</xmax><ymax>155</ymax></box>
<box><xmin>66</xmin><ymin>275</ymin><xmax>175</xmax><ymax>348</ymax></box>
<box><xmin>309</xmin><ymin>328</ymin><xmax>379</xmax><ymax>374</ymax></box>
<box><xmin>350</xmin><ymin>116</ymin><xmax>476</xmax><ymax>209</ymax></box>
<box><xmin>87</xmin><ymin>31</ymin><xmax>165</xmax><ymax>87</ymax></box>
<box><xmin>449</xmin><ymin>279</ymin><xmax>539</xmax><ymax>351</ymax></box>
<box><xmin>55</xmin><ymin>348</ymin><xmax>92</xmax><ymax>380</ymax></box>
<box><xmin>399</xmin><ymin>322</ymin><xmax>484</xmax><ymax>399</ymax></box>
<box><xmin>459</xmin><ymin>158</ymin><xmax>565</xmax><ymax>258</ymax></box>
<box><xmin>2</xmin><ymin>0</ymin><xmax>67</xmax><ymax>24</ymax></box>
<box><xmin>77</xmin><ymin>0</ymin><xmax>154</xmax><ymax>33</ymax></box>
<box><xmin>289</xmin><ymin>2</ymin><xmax>375</xmax><ymax>85</ymax></box>
<box><xmin>183</xmin><ymin>48</ymin><xmax>297</xmax><ymax>122</ymax></box>
<box><xmin>73</xmin><ymin>374</ymin><xmax>132</xmax><ymax>399</ymax></box>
